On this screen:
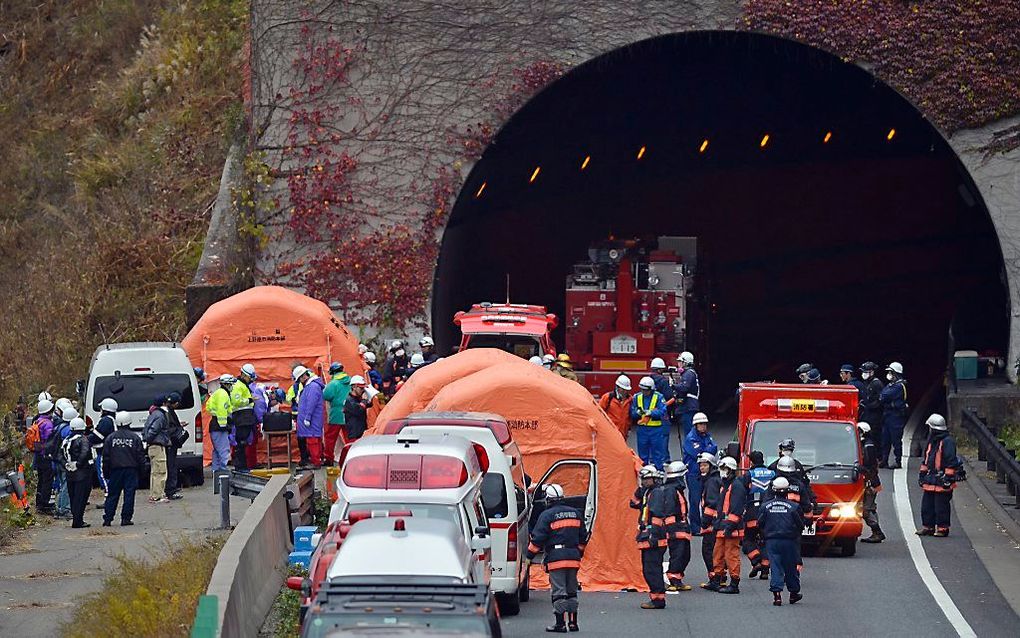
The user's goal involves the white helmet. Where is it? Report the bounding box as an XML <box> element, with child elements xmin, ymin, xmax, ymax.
<box><xmin>115</xmin><ymin>411</ymin><xmax>133</xmax><ymax>428</ymax></box>
<box><xmin>62</xmin><ymin>407</ymin><xmax>79</xmax><ymax>422</ymax></box>
<box><xmin>390</xmin><ymin>339</ymin><xmax>404</xmax><ymax>351</ymax></box>
<box><xmin>926</xmin><ymin>413</ymin><xmax>947</xmax><ymax>431</ymax></box>
<box><xmin>37</xmin><ymin>399</ymin><xmax>54</xmax><ymax>414</ymax></box>
<box><xmin>719</xmin><ymin>456</ymin><xmax>738</xmax><ymax>472</ymax></box>
<box><xmin>857</xmin><ymin>422</ymin><xmax>871</xmax><ymax>433</ymax></box>
<box><xmin>364</xmin><ymin>352</ymin><xmax>377</xmax><ymax>364</ymax></box>
<box><xmin>638</xmin><ymin>376</ymin><xmax>655</xmax><ymax>390</ymax></box>
<box><xmin>55</xmin><ymin>398</ymin><xmax>73</xmax><ymax>414</ymax></box>
<box><xmin>350</xmin><ymin>375</ymin><xmax>367</xmax><ymax>386</ymax></box>
<box><xmin>697</xmin><ymin>452</ymin><xmax>718</xmax><ymax>466</ymax></box>
<box><xmin>771</xmin><ymin>477</ymin><xmax>791</xmax><ymax>492</ymax></box>
<box><xmin>38</xmin><ymin>391</ymin><xmax>53</xmax><ymax>403</ymax></box>
<box><xmin>219</xmin><ymin>373</ymin><xmax>236</xmax><ymax>385</ymax></box>
<box><xmin>99</xmin><ymin>397</ymin><xmax>118</xmax><ymax>413</ymax></box>
<box><xmin>358</xmin><ymin>344</ymin><xmax>368</xmax><ymax>355</ymax></box>
<box><xmin>241</xmin><ymin>363</ymin><xmax>257</xmax><ymax>378</ymax></box>
<box><xmin>615</xmin><ymin>375</ymin><xmax>632</xmax><ymax>391</ymax></box>
<box><xmin>665</xmin><ymin>461</ymin><xmax>688</xmax><ymax>478</ymax></box>
<box><xmin>419</xmin><ymin>336</ymin><xmax>434</xmax><ymax>347</ymax></box>
<box><xmin>410</xmin><ymin>353</ymin><xmax>425</xmax><ymax>367</ymax></box>
<box><xmin>542</xmin><ymin>354</ymin><xmax>556</xmax><ymax>365</ymax></box>
<box><xmin>886</xmin><ymin>361</ymin><xmax>904</xmax><ymax>375</ymax></box>
<box><xmin>292</xmin><ymin>365</ymin><xmax>309</xmax><ymax>381</ymax></box>
<box><xmin>544</xmin><ymin>483</ymin><xmax>564</xmax><ymax>500</ymax></box>
<box><xmin>777</xmin><ymin>456</ymin><xmax>798</xmax><ymax>473</ymax></box>
<box><xmin>394</xmin><ymin>348</ymin><xmax>406</xmax><ymax>358</ymax></box>
<box><xmin>639</xmin><ymin>464</ymin><xmax>659</xmax><ymax>479</ymax></box>
<box><xmin>650</xmin><ymin>357</ymin><xmax>666</xmax><ymax>370</ymax></box>
<box><xmin>693</xmin><ymin>412</ymin><xmax>709</xmax><ymax>425</ymax></box>
<box><xmin>679</xmin><ymin>351</ymin><xmax>695</xmax><ymax>366</ymax></box>
<box><xmin>69</xmin><ymin>417</ymin><xmax>87</xmax><ymax>432</ymax></box>
<box><xmin>529</xmin><ymin>356</ymin><xmax>544</xmax><ymax>365</ymax></box>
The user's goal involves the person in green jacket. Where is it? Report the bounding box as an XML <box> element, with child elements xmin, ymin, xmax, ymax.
<box><xmin>321</xmin><ymin>362</ymin><xmax>351</xmax><ymax>466</ymax></box>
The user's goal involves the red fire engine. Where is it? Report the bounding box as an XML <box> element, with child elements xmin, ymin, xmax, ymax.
<box><xmin>454</xmin><ymin>302</ymin><xmax>558</xmax><ymax>359</ymax></box>
<box><xmin>566</xmin><ymin>236</ymin><xmax>699</xmax><ymax>395</ymax></box>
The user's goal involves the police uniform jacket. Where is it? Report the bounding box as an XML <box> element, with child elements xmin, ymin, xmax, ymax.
<box><xmin>102</xmin><ymin>428</ymin><xmax>146</xmax><ymax>469</ymax></box>
<box><xmin>527</xmin><ymin>503</ymin><xmax>588</xmax><ymax>571</ymax></box>
<box><xmin>650</xmin><ymin>477</ymin><xmax>691</xmax><ymax>540</ymax></box>
<box><xmin>65</xmin><ymin>433</ymin><xmax>94</xmax><ymax>482</ymax></box>
<box><xmin>758</xmin><ymin>495</ymin><xmax>805</xmax><ymax>540</ymax></box>
<box><xmin>713</xmin><ymin>474</ymin><xmax>747</xmax><ymax>538</ymax></box>
<box><xmin>861</xmin><ymin>434</ymin><xmax>882</xmax><ymax>489</ymax></box>
<box><xmin>742</xmin><ymin>464</ymin><xmax>776</xmax><ymax>526</ymax></box>
<box><xmin>88</xmin><ymin>414</ymin><xmax>116</xmax><ymax>450</ymax></box>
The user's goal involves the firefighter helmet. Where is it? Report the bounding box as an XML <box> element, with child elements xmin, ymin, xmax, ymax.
<box><xmin>99</xmin><ymin>398</ymin><xmax>118</xmax><ymax>413</ymax></box>
<box><xmin>771</xmin><ymin>477</ymin><xmax>791</xmax><ymax>492</ymax></box>
<box><xmin>69</xmin><ymin>417</ymin><xmax>87</xmax><ymax>432</ymax></box>
<box><xmin>886</xmin><ymin>361</ymin><xmax>904</xmax><ymax>375</ymax></box>
<box><xmin>926</xmin><ymin>413</ymin><xmax>947</xmax><ymax>431</ymax></box>
<box><xmin>419</xmin><ymin>336</ymin><xmax>434</xmax><ymax>347</ymax></box>
<box><xmin>777</xmin><ymin>456</ymin><xmax>798</xmax><ymax>473</ymax></box>
<box><xmin>410</xmin><ymin>353</ymin><xmax>425</xmax><ymax>367</ymax></box>
<box><xmin>62</xmin><ymin>407</ymin><xmax>79</xmax><ymax>422</ymax></box>
<box><xmin>857</xmin><ymin>422</ymin><xmax>871</xmax><ymax>433</ymax></box>
<box><xmin>639</xmin><ymin>464</ymin><xmax>659</xmax><ymax>479</ymax></box>
<box><xmin>615</xmin><ymin>375</ymin><xmax>632</xmax><ymax>391</ymax></box>
<box><xmin>115</xmin><ymin>411</ymin><xmax>132</xmax><ymax>428</ymax></box>
<box><xmin>544</xmin><ymin>484</ymin><xmax>565</xmax><ymax>501</ymax></box>
<box><xmin>719</xmin><ymin>456</ymin><xmax>738</xmax><ymax>472</ymax></box>
<box><xmin>650</xmin><ymin>357</ymin><xmax>666</xmax><ymax>370</ymax></box>
<box><xmin>363</xmin><ymin>352</ymin><xmax>377</xmax><ymax>364</ymax></box>
<box><xmin>697</xmin><ymin>452</ymin><xmax>718</xmax><ymax>466</ymax></box>
<box><xmin>692</xmin><ymin>412</ymin><xmax>709</xmax><ymax>425</ymax></box>
<box><xmin>329</xmin><ymin>362</ymin><xmax>344</xmax><ymax>374</ymax></box>
<box><xmin>638</xmin><ymin>376</ymin><xmax>655</xmax><ymax>390</ymax></box>
<box><xmin>350</xmin><ymin>375</ymin><xmax>367</xmax><ymax>386</ymax></box>
<box><xmin>679</xmin><ymin>351</ymin><xmax>694</xmax><ymax>366</ymax></box>
<box><xmin>241</xmin><ymin>363</ymin><xmax>257</xmax><ymax>379</ymax></box>
<box><xmin>555</xmin><ymin>353</ymin><xmax>573</xmax><ymax>369</ymax></box>
<box><xmin>665</xmin><ymin>461</ymin><xmax>688</xmax><ymax>478</ymax></box>
<box><xmin>529</xmin><ymin>356</ymin><xmax>543</xmax><ymax>365</ymax></box>
<box><xmin>779</xmin><ymin>438</ymin><xmax>796</xmax><ymax>452</ymax></box>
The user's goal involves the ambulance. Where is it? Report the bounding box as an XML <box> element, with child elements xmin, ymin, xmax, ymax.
<box><xmin>736</xmin><ymin>383</ymin><xmax>864</xmax><ymax>556</ymax></box>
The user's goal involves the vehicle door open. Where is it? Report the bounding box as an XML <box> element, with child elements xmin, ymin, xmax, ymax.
<box><xmin>529</xmin><ymin>459</ymin><xmax>598</xmax><ymax>543</ymax></box>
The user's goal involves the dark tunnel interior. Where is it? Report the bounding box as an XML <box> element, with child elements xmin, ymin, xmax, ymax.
<box><xmin>433</xmin><ymin>32</ymin><xmax>1008</xmax><ymax>407</ymax></box>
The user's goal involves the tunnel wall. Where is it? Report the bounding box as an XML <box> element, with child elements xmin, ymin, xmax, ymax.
<box><xmin>246</xmin><ymin>1</ymin><xmax>1020</xmax><ymax>376</ymax></box>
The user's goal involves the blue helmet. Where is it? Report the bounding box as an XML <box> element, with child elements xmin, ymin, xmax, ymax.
<box><xmin>193</xmin><ymin>367</ymin><xmax>206</xmax><ymax>382</ymax></box>
<box><xmin>328</xmin><ymin>361</ymin><xmax>344</xmax><ymax>375</ymax></box>
<box><xmin>273</xmin><ymin>388</ymin><xmax>287</xmax><ymax>403</ymax></box>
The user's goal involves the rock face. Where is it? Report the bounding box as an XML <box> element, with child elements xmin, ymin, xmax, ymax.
<box><xmin>193</xmin><ymin>0</ymin><xmax>1020</xmax><ymax>370</ymax></box>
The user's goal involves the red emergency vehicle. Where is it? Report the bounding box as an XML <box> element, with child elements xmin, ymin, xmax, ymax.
<box><xmin>736</xmin><ymin>383</ymin><xmax>864</xmax><ymax>556</ymax></box>
<box><xmin>454</xmin><ymin>302</ymin><xmax>558</xmax><ymax>359</ymax></box>
<box><xmin>565</xmin><ymin>236</ymin><xmax>699</xmax><ymax>396</ymax></box>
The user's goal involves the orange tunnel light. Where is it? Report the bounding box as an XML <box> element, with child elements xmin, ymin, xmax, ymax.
<box><xmin>887</xmin><ymin>128</ymin><xmax>896</xmax><ymax>141</ymax></box>
<box><xmin>636</xmin><ymin>146</ymin><xmax>646</xmax><ymax>160</ymax></box>
<box><xmin>475</xmin><ymin>182</ymin><xmax>487</xmax><ymax>198</ymax></box>
<box><xmin>699</xmin><ymin>139</ymin><xmax>709</xmax><ymax>153</ymax></box>
<box><xmin>581</xmin><ymin>155</ymin><xmax>590</xmax><ymax>170</ymax></box>
<box><xmin>529</xmin><ymin>166</ymin><xmax>541</xmax><ymax>183</ymax></box>
<box><xmin>823</xmin><ymin>131</ymin><xmax>832</xmax><ymax>143</ymax></box>
<box><xmin>760</xmin><ymin>134</ymin><xmax>770</xmax><ymax>148</ymax></box>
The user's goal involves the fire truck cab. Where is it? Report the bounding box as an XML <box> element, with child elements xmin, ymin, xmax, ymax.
<box><xmin>736</xmin><ymin>383</ymin><xmax>864</xmax><ymax>556</ymax></box>
<box><xmin>454</xmin><ymin>302</ymin><xmax>558</xmax><ymax>360</ymax></box>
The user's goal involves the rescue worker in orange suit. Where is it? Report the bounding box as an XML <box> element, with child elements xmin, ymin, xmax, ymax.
<box><xmin>654</xmin><ymin>461</ymin><xmax>693</xmax><ymax>592</ymax></box>
<box><xmin>741</xmin><ymin>450</ymin><xmax>776</xmax><ymax>579</ymax></box>
<box><xmin>758</xmin><ymin>477</ymin><xmax>804</xmax><ymax>606</ymax></box>
<box><xmin>527</xmin><ymin>483</ymin><xmax>588</xmax><ymax>632</ymax></box>
<box><xmin>635</xmin><ymin>466</ymin><xmax>668</xmax><ymax>609</ymax></box>
<box><xmin>916</xmin><ymin>413</ymin><xmax>963</xmax><ymax>537</ymax></box>
<box><xmin>598</xmin><ymin>375</ymin><xmax>633</xmax><ymax>438</ymax></box>
<box><xmin>630</xmin><ymin>464</ymin><xmax>659</xmax><ymax>523</ymax></box>
<box><xmin>631</xmin><ymin>377</ymin><xmax>669</xmax><ymax>469</ymax></box>
<box><xmin>706</xmin><ymin>456</ymin><xmax>746</xmax><ymax>594</ymax></box>
<box><xmin>858</xmin><ymin>422</ymin><xmax>886</xmax><ymax>543</ymax></box>
<box><xmin>697</xmin><ymin>452</ymin><xmax>721</xmax><ymax>589</ymax></box>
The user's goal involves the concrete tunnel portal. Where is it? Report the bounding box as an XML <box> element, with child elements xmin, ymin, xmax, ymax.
<box><xmin>432</xmin><ymin>31</ymin><xmax>1008</xmax><ymax>407</ymax></box>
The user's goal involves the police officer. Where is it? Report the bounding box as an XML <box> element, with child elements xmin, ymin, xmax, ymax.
<box><xmin>207</xmin><ymin>375</ymin><xmax>234</xmax><ymax>475</ymax></box>
<box><xmin>635</xmin><ymin>467</ymin><xmax>668</xmax><ymax>609</ymax></box>
<box><xmin>742</xmin><ymin>450</ymin><xmax>776</xmax><ymax>578</ymax></box>
<box><xmin>527</xmin><ymin>483</ymin><xmax>587</xmax><ymax>632</ymax></box>
<box><xmin>758</xmin><ymin>477</ymin><xmax>804</xmax><ymax>606</ymax></box>
<box><xmin>710</xmin><ymin>457</ymin><xmax>746</xmax><ymax>594</ymax></box>
<box><xmin>682</xmin><ymin>413</ymin><xmax>718</xmax><ymax>532</ymax></box>
<box><xmin>917</xmin><ymin>414</ymin><xmax>962</xmax><ymax>537</ymax></box>
<box><xmin>90</xmin><ymin>397</ymin><xmax>118</xmax><ymax>498</ymax></box>
<box><xmin>879</xmin><ymin>362</ymin><xmax>908</xmax><ymax>468</ymax></box>
<box><xmin>653</xmin><ymin>461</ymin><xmax>693</xmax><ymax>592</ymax></box>
<box><xmin>859</xmin><ymin>362</ymin><xmax>884</xmax><ymax>442</ymax></box>
<box><xmin>858</xmin><ymin>422</ymin><xmax>885</xmax><ymax>543</ymax></box>
<box><xmin>842</xmin><ymin>364</ymin><xmax>867</xmax><ymax>414</ymax></box>
<box><xmin>63</xmin><ymin>417</ymin><xmax>93</xmax><ymax>529</ymax></box>
<box><xmin>419</xmin><ymin>336</ymin><xmax>440</xmax><ymax>364</ymax></box>
<box><xmin>697</xmin><ymin>452</ymin><xmax>722</xmax><ymax>589</ymax></box>
<box><xmin>102</xmin><ymin>411</ymin><xmax>144</xmax><ymax>527</ymax></box>
<box><xmin>673</xmin><ymin>352</ymin><xmax>700</xmax><ymax>440</ymax></box>
<box><xmin>795</xmin><ymin>363</ymin><xmax>813</xmax><ymax>383</ymax></box>
<box><xmin>631</xmin><ymin>377</ymin><xmax>668</xmax><ymax>469</ymax></box>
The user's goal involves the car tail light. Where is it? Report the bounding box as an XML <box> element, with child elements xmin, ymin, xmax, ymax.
<box><xmin>195</xmin><ymin>412</ymin><xmax>203</xmax><ymax>442</ymax></box>
<box><xmin>342</xmin><ymin>455</ymin><xmax>389</xmax><ymax>488</ymax></box>
<box><xmin>506</xmin><ymin>522</ymin><xmax>518</xmax><ymax>562</ymax></box>
<box><xmin>471</xmin><ymin>443</ymin><xmax>490</xmax><ymax>473</ymax></box>
<box><xmin>486</xmin><ymin>420</ymin><xmax>512</xmax><ymax>446</ymax></box>
<box><xmin>421</xmin><ymin>455</ymin><xmax>469</xmax><ymax>489</ymax></box>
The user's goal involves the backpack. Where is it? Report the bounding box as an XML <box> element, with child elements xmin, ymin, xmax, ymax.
<box><xmin>24</xmin><ymin>419</ymin><xmax>43</xmax><ymax>453</ymax></box>
<box><xmin>44</xmin><ymin>423</ymin><xmax>68</xmax><ymax>460</ymax></box>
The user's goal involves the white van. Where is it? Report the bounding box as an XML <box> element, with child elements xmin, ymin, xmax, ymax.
<box><xmin>83</xmin><ymin>342</ymin><xmax>204</xmax><ymax>485</ymax></box>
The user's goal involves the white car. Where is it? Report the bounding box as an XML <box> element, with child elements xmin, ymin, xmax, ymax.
<box><xmin>82</xmin><ymin>342</ymin><xmax>204</xmax><ymax>485</ymax></box>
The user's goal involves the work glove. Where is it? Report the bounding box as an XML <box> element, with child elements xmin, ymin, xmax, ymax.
<box><xmin>917</xmin><ymin>474</ymin><xmax>925</xmax><ymax>488</ymax></box>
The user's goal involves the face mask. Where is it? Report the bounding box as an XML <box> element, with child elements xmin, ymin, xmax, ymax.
<box><xmin>719</xmin><ymin>468</ymin><xmax>730</xmax><ymax>479</ymax></box>
<box><xmin>861</xmin><ymin>371</ymin><xmax>872</xmax><ymax>380</ymax></box>
<box><xmin>781</xmin><ymin>450</ymin><xmax>793</xmax><ymax>457</ymax></box>
<box><xmin>887</xmin><ymin>373</ymin><xmax>895</xmax><ymax>382</ymax></box>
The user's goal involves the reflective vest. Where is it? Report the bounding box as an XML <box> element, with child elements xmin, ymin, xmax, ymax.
<box><xmin>635</xmin><ymin>393</ymin><xmax>663</xmax><ymax>426</ymax></box>
<box><xmin>230</xmin><ymin>381</ymin><xmax>253</xmax><ymax>412</ymax></box>
<box><xmin>207</xmin><ymin>388</ymin><xmax>231</xmax><ymax>423</ymax></box>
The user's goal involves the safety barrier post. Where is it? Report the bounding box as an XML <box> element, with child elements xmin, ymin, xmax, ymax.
<box><xmin>219</xmin><ymin>474</ymin><xmax>231</xmax><ymax>529</ymax></box>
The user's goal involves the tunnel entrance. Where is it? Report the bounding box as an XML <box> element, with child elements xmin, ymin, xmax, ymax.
<box><xmin>433</xmin><ymin>31</ymin><xmax>1008</xmax><ymax>406</ymax></box>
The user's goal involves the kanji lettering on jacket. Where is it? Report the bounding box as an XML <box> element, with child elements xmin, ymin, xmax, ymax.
<box><xmin>526</xmin><ymin>504</ymin><xmax>588</xmax><ymax>571</ymax></box>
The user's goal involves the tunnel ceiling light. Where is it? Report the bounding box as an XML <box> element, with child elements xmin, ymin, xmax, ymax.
<box><xmin>636</xmin><ymin>145</ymin><xmax>646</xmax><ymax>160</ymax></box>
<box><xmin>529</xmin><ymin>166</ymin><xmax>541</xmax><ymax>183</ymax></box>
<box><xmin>581</xmin><ymin>155</ymin><xmax>590</xmax><ymax>170</ymax></box>
<box><xmin>475</xmin><ymin>181</ymin><xmax>486</xmax><ymax>198</ymax></box>
<box><xmin>823</xmin><ymin>131</ymin><xmax>832</xmax><ymax>144</ymax></box>
<box><xmin>699</xmin><ymin>139</ymin><xmax>709</xmax><ymax>153</ymax></box>
<box><xmin>760</xmin><ymin>134</ymin><xmax>770</xmax><ymax>149</ymax></box>
<box><xmin>887</xmin><ymin>128</ymin><xmax>896</xmax><ymax>141</ymax></box>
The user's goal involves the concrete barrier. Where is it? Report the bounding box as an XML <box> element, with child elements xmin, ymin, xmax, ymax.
<box><xmin>205</xmin><ymin>474</ymin><xmax>292</xmax><ymax>638</ymax></box>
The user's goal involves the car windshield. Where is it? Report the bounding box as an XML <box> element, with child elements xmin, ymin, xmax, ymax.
<box><xmin>463</xmin><ymin>334</ymin><xmax>541</xmax><ymax>359</ymax></box>
<box><xmin>92</xmin><ymin>374</ymin><xmax>195</xmax><ymax>411</ymax></box>
<box><xmin>344</xmin><ymin>502</ymin><xmax>461</xmax><ymax>528</ymax></box>
<box><xmin>750</xmin><ymin>420</ymin><xmax>858</xmax><ymax>467</ymax></box>
<box><xmin>304</xmin><ymin>612</ymin><xmax>487</xmax><ymax>636</ymax></box>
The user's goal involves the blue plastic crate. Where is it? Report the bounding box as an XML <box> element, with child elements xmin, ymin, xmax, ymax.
<box><xmin>293</xmin><ymin>526</ymin><xmax>318</xmax><ymax>551</ymax></box>
<box><xmin>288</xmin><ymin>549</ymin><xmax>313</xmax><ymax>569</ymax></box>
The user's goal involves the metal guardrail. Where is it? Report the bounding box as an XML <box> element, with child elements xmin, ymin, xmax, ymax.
<box><xmin>960</xmin><ymin>409</ymin><xmax>1020</xmax><ymax>508</ymax></box>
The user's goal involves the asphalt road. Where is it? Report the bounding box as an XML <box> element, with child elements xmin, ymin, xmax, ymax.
<box><xmin>502</xmin><ymin>419</ymin><xmax>1020</xmax><ymax>637</ymax></box>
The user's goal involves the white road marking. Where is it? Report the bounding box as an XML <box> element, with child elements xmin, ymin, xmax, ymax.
<box><xmin>893</xmin><ymin>449</ymin><xmax>976</xmax><ymax>637</ymax></box>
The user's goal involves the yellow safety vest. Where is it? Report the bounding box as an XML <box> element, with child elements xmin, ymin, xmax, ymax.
<box><xmin>636</xmin><ymin>393</ymin><xmax>663</xmax><ymax>426</ymax></box>
<box><xmin>207</xmin><ymin>387</ymin><xmax>231</xmax><ymax>421</ymax></box>
<box><xmin>230</xmin><ymin>381</ymin><xmax>253</xmax><ymax>412</ymax></box>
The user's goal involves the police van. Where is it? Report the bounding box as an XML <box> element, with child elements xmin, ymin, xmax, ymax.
<box><xmin>82</xmin><ymin>342</ymin><xmax>204</xmax><ymax>485</ymax></box>
<box><xmin>329</xmin><ymin>433</ymin><xmax>493</xmax><ymax>581</ymax></box>
<box><xmin>382</xmin><ymin>412</ymin><xmax>531</xmax><ymax>614</ymax></box>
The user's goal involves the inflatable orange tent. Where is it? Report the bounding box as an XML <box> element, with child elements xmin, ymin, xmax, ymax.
<box><xmin>371</xmin><ymin>348</ymin><xmax>645</xmax><ymax>591</ymax></box>
<box><xmin>182</xmin><ymin>285</ymin><xmax>368</xmax><ymax>465</ymax></box>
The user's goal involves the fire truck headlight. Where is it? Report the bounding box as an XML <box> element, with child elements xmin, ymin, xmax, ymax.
<box><xmin>827</xmin><ymin>503</ymin><xmax>857</xmax><ymax>519</ymax></box>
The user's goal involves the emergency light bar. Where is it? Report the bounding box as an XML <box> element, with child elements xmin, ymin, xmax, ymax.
<box><xmin>343</xmin><ymin>454</ymin><xmax>470</xmax><ymax>490</ymax></box>
<box><xmin>480</xmin><ymin>315</ymin><xmax>528</xmax><ymax>323</ymax></box>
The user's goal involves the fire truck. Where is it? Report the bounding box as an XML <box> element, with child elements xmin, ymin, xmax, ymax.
<box><xmin>565</xmin><ymin>236</ymin><xmax>699</xmax><ymax>395</ymax></box>
<box><xmin>454</xmin><ymin>303</ymin><xmax>558</xmax><ymax>359</ymax></box>
<box><xmin>736</xmin><ymin>383</ymin><xmax>865</xmax><ymax>556</ymax></box>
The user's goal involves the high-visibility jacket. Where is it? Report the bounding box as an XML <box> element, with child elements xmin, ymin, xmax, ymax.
<box><xmin>207</xmin><ymin>387</ymin><xmax>231</xmax><ymax>431</ymax></box>
<box><xmin>230</xmin><ymin>381</ymin><xmax>253</xmax><ymax>412</ymax></box>
<box><xmin>919</xmin><ymin>433</ymin><xmax>960</xmax><ymax>493</ymax></box>
<box><xmin>630</xmin><ymin>391</ymin><xmax>667</xmax><ymax>426</ymax></box>
<box><xmin>713</xmin><ymin>475</ymin><xmax>746</xmax><ymax>538</ymax></box>
<box><xmin>527</xmin><ymin>504</ymin><xmax>588</xmax><ymax>571</ymax></box>
<box><xmin>649</xmin><ymin>477</ymin><xmax>691</xmax><ymax>540</ymax></box>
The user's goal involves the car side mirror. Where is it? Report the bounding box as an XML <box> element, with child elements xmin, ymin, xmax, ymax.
<box><xmin>725</xmin><ymin>441</ymin><xmax>740</xmax><ymax>459</ymax></box>
<box><xmin>474</xmin><ymin>525</ymin><xmax>489</xmax><ymax>537</ymax></box>
<box><xmin>471</xmin><ymin>535</ymin><xmax>492</xmax><ymax>552</ymax></box>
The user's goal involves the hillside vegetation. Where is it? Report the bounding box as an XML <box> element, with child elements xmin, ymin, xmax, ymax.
<box><xmin>0</xmin><ymin>0</ymin><xmax>246</xmax><ymax>411</ymax></box>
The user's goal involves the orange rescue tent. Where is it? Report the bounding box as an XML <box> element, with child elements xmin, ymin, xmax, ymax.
<box><xmin>182</xmin><ymin>285</ymin><xmax>369</xmax><ymax>465</ymax></box>
<box><xmin>372</xmin><ymin>348</ymin><xmax>645</xmax><ymax>591</ymax></box>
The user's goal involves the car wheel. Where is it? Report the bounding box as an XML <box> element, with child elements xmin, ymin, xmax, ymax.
<box><xmin>519</xmin><ymin>566</ymin><xmax>530</xmax><ymax>602</ymax></box>
<box><xmin>497</xmin><ymin>590</ymin><xmax>521</xmax><ymax>616</ymax></box>
<box><xmin>840</xmin><ymin>539</ymin><xmax>857</xmax><ymax>557</ymax></box>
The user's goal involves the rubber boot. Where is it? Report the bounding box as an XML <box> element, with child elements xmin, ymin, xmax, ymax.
<box><xmin>915</xmin><ymin>526</ymin><xmax>934</xmax><ymax>536</ymax></box>
<box><xmin>748</xmin><ymin>564</ymin><xmax>760</xmax><ymax>579</ymax></box>
<box><xmin>861</xmin><ymin>528</ymin><xmax>886</xmax><ymax>543</ymax></box>
<box><xmin>719</xmin><ymin>577</ymin><xmax>740</xmax><ymax>594</ymax></box>
<box><xmin>546</xmin><ymin>613</ymin><xmax>567</xmax><ymax>633</ymax></box>
<box><xmin>567</xmin><ymin>612</ymin><xmax>579</xmax><ymax>632</ymax></box>
<box><xmin>790</xmin><ymin>591</ymin><xmax>803</xmax><ymax>604</ymax></box>
<box><xmin>933</xmin><ymin>527</ymin><xmax>950</xmax><ymax>537</ymax></box>
<box><xmin>773</xmin><ymin>591</ymin><xmax>782</xmax><ymax>606</ymax></box>
<box><xmin>758</xmin><ymin>565</ymin><xmax>770</xmax><ymax>580</ymax></box>
<box><xmin>700</xmin><ymin>575</ymin><xmax>722</xmax><ymax>592</ymax></box>
<box><xmin>640</xmin><ymin>598</ymin><xmax>666</xmax><ymax>609</ymax></box>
